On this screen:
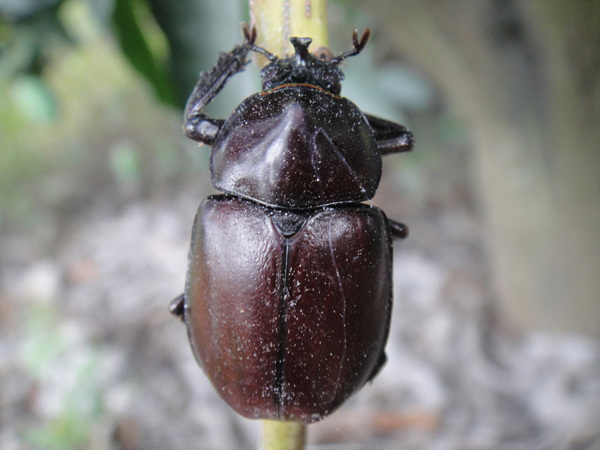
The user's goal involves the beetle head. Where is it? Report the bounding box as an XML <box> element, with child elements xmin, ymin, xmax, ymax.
<box><xmin>255</xmin><ymin>29</ymin><xmax>370</xmax><ymax>96</ymax></box>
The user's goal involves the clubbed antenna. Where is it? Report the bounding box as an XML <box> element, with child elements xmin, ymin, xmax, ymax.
<box><xmin>242</xmin><ymin>23</ymin><xmax>257</xmax><ymax>46</ymax></box>
<box><xmin>331</xmin><ymin>28</ymin><xmax>371</xmax><ymax>65</ymax></box>
<box><xmin>242</xmin><ymin>23</ymin><xmax>278</xmax><ymax>62</ymax></box>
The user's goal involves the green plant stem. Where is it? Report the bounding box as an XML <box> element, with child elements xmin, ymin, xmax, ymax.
<box><xmin>250</xmin><ymin>0</ymin><xmax>328</xmax><ymax>61</ymax></box>
<box><xmin>262</xmin><ymin>420</ymin><xmax>306</xmax><ymax>450</ymax></box>
<box><xmin>248</xmin><ymin>2</ymin><xmax>328</xmax><ymax>448</ymax></box>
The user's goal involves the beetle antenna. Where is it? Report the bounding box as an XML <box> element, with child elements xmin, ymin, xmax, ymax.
<box><xmin>242</xmin><ymin>23</ymin><xmax>257</xmax><ymax>46</ymax></box>
<box><xmin>331</xmin><ymin>28</ymin><xmax>370</xmax><ymax>65</ymax></box>
<box><xmin>250</xmin><ymin>44</ymin><xmax>278</xmax><ymax>61</ymax></box>
<box><xmin>241</xmin><ymin>23</ymin><xmax>278</xmax><ymax>61</ymax></box>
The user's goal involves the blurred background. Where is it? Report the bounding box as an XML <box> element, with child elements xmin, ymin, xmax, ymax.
<box><xmin>1</xmin><ymin>0</ymin><xmax>599</xmax><ymax>448</ymax></box>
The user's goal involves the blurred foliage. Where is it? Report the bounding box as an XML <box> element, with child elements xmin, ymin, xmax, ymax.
<box><xmin>0</xmin><ymin>0</ymin><xmax>249</xmax><ymax>108</ymax></box>
<box><xmin>0</xmin><ymin>0</ymin><xmax>71</xmax><ymax>78</ymax></box>
<box><xmin>111</xmin><ymin>0</ymin><xmax>175</xmax><ymax>105</ymax></box>
<box><xmin>0</xmin><ymin>0</ymin><xmax>211</xmax><ymax>231</ymax></box>
<box><xmin>20</xmin><ymin>304</ymin><xmax>105</xmax><ymax>450</ymax></box>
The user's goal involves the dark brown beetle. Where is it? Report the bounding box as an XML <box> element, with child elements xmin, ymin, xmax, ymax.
<box><xmin>171</xmin><ymin>25</ymin><xmax>414</xmax><ymax>423</ymax></box>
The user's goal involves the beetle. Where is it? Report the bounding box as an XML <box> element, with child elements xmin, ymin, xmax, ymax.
<box><xmin>170</xmin><ymin>25</ymin><xmax>414</xmax><ymax>424</ymax></box>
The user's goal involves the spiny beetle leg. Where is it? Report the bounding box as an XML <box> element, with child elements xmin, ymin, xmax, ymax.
<box><xmin>365</xmin><ymin>113</ymin><xmax>414</xmax><ymax>155</ymax></box>
<box><xmin>390</xmin><ymin>220</ymin><xmax>409</xmax><ymax>239</ymax></box>
<box><xmin>169</xmin><ymin>294</ymin><xmax>186</xmax><ymax>321</ymax></box>
<box><xmin>183</xmin><ymin>25</ymin><xmax>257</xmax><ymax>145</ymax></box>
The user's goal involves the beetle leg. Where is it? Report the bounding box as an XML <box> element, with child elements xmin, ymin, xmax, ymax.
<box><xmin>367</xmin><ymin>351</ymin><xmax>388</xmax><ymax>383</ymax></box>
<box><xmin>183</xmin><ymin>25</ymin><xmax>257</xmax><ymax>145</ymax></box>
<box><xmin>390</xmin><ymin>220</ymin><xmax>409</xmax><ymax>239</ymax></box>
<box><xmin>365</xmin><ymin>113</ymin><xmax>415</xmax><ymax>155</ymax></box>
<box><xmin>169</xmin><ymin>294</ymin><xmax>186</xmax><ymax>321</ymax></box>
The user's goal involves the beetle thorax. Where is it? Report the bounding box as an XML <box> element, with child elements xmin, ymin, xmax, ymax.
<box><xmin>260</xmin><ymin>37</ymin><xmax>344</xmax><ymax>95</ymax></box>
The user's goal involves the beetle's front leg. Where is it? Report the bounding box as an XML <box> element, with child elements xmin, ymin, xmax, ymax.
<box><xmin>390</xmin><ymin>219</ymin><xmax>409</xmax><ymax>239</ymax></box>
<box><xmin>365</xmin><ymin>113</ymin><xmax>414</xmax><ymax>156</ymax></box>
<box><xmin>183</xmin><ymin>25</ymin><xmax>257</xmax><ymax>145</ymax></box>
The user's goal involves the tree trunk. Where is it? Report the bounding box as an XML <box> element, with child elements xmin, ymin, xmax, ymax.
<box><xmin>373</xmin><ymin>0</ymin><xmax>600</xmax><ymax>335</ymax></box>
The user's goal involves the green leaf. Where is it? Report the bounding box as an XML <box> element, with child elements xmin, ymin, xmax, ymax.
<box><xmin>144</xmin><ymin>0</ymin><xmax>248</xmax><ymax>108</ymax></box>
<box><xmin>111</xmin><ymin>0</ymin><xmax>176</xmax><ymax>106</ymax></box>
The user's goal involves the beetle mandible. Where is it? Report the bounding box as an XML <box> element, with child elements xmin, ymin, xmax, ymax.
<box><xmin>170</xmin><ymin>24</ymin><xmax>414</xmax><ymax>424</ymax></box>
